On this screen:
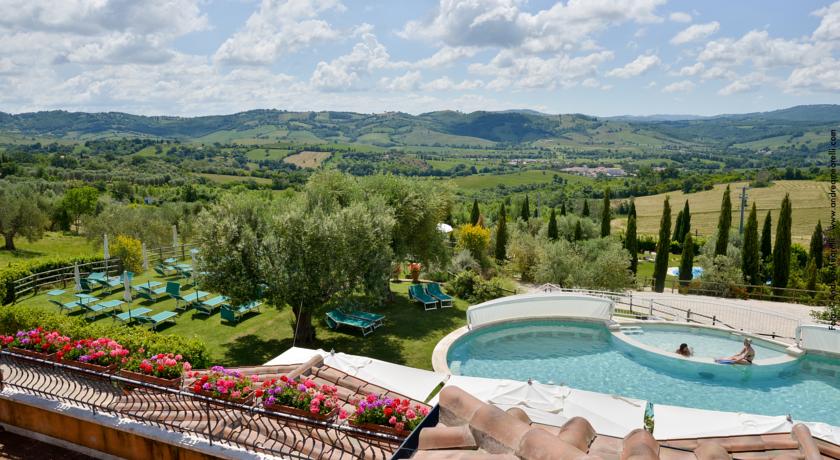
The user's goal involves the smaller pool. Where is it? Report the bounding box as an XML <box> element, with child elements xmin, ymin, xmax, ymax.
<box><xmin>624</xmin><ymin>324</ymin><xmax>788</xmax><ymax>360</ymax></box>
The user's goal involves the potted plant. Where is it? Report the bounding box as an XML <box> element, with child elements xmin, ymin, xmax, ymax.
<box><xmin>188</xmin><ymin>366</ymin><xmax>258</xmax><ymax>405</ymax></box>
<box><xmin>1</xmin><ymin>327</ymin><xmax>70</xmax><ymax>361</ymax></box>
<box><xmin>119</xmin><ymin>351</ymin><xmax>191</xmax><ymax>389</ymax></box>
<box><xmin>258</xmin><ymin>375</ymin><xmax>341</xmax><ymax>421</ymax></box>
<box><xmin>408</xmin><ymin>263</ymin><xmax>422</xmax><ymax>283</ymax></box>
<box><xmin>345</xmin><ymin>394</ymin><xmax>430</xmax><ymax>437</ymax></box>
<box><xmin>58</xmin><ymin>337</ymin><xmax>128</xmax><ymax>374</ymax></box>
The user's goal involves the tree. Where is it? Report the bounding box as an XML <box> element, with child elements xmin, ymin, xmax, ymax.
<box><xmin>628</xmin><ymin>199</ymin><xmax>636</xmax><ymax>220</ymax></box>
<box><xmin>672</xmin><ymin>209</ymin><xmax>684</xmax><ymax>243</ymax></box>
<box><xmin>653</xmin><ymin>197</ymin><xmax>672</xmax><ymax>292</ymax></box>
<box><xmin>110</xmin><ymin>234</ymin><xmax>143</xmax><ymax>273</ymax></box>
<box><xmin>547</xmin><ymin>207</ymin><xmax>558</xmax><ymax>241</ymax></box>
<box><xmin>810</xmin><ymin>220</ymin><xmax>824</xmax><ymax>269</ymax></box>
<box><xmin>760</xmin><ymin>210</ymin><xmax>772</xmax><ymax>262</ymax></box>
<box><xmin>0</xmin><ymin>183</ymin><xmax>48</xmax><ymax>250</ymax></box>
<box><xmin>62</xmin><ymin>186</ymin><xmax>99</xmax><ymax>233</ymax></box>
<box><xmin>458</xmin><ymin>224</ymin><xmax>491</xmax><ymax>263</ymax></box>
<box><xmin>573</xmin><ymin>220</ymin><xmax>583</xmax><ymax>241</ymax></box>
<box><xmin>581</xmin><ymin>199</ymin><xmax>590</xmax><ymax>217</ymax></box>
<box><xmin>680</xmin><ymin>200</ymin><xmax>691</xmax><ymax>241</ymax></box>
<box><xmin>495</xmin><ymin>203</ymin><xmax>508</xmax><ymax>261</ymax></box>
<box><xmin>600</xmin><ymin>188</ymin><xmax>611</xmax><ymax>237</ymax></box>
<box><xmin>772</xmin><ymin>194</ymin><xmax>792</xmax><ymax>290</ymax></box>
<box><xmin>520</xmin><ymin>195</ymin><xmax>530</xmax><ymax>222</ymax></box>
<box><xmin>714</xmin><ymin>185</ymin><xmax>732</xmax><ymax>256</ymax></box>
<box><xmin>470</xmin><ymin>199</ymin><xmax>481</xmax><ymax>226</ymax></box>
<box><xmin>806</xmin><ymin>258</ymin><xmax>818</xmax><ymax>292</ymax></box>
<box><xmin>626</xmin><ymin>214</ymin><xmax>638</xmax><ymax>274</ymax></box>
<box><xmin>678</xmin><ymin>232</ymin><xmax>695</xmax><ymax>287</ymax></box>
<box><xmin>560</xmin><ymin>202</ymin><xmax>567</xmax><ymax>216</ymax></box>
<box><xmin>535</xmin><ymin>238</ymin><xmax>634</xmax><ymax>291</ymax></box>
<box><xmin>741</xmin><ymin>203</ymin><xmax>760</xmax><ymax>285</ymax></box>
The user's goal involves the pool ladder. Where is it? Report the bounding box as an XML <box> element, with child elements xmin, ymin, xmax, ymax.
<box><xmin>620</xmin><ymin>326</ymin><xmax>644</xmax><ymax>336</ymax></box>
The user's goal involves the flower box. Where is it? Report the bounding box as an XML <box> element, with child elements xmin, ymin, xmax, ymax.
<box><xmin>262</xmin><ymin>403</ymin><xmax>338</xmax><ymax>422</ymax></box>
<box><xmin>118</xmin><ymin>369</ymin><xmax>182</xmax><ymax>389</ymax></box>
<box><xmin>7</xmin><ymin>347</ymin><xmax>57</xmax><ymax>362</ymax></box>
<box><xmin>351</xmin><ymin>421</ymin><xmax>411</xmax><ymax>438</ymax></box>
<box><xmin>62</xmin><ymin>360</ymin><xmax>118</xmax><ymax>375</ymax></box>
<box><xmin>194</xmin><ymin>389</ymin><xmax>254</xmax><ymax>408</ymax></box>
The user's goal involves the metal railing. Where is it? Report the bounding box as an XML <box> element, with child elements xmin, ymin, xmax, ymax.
<box><xmin>0</xmin><ymin>351</ymin><xmax>402</xmax><ymax>460</ymax></box>
<box><xmin>641</xmin><ymin>277</ymin><xmax>829</xmax><ymax>307</ymax></box>
<box><xmin>538</xmin><ymin>284</ymin><xmax>802</xmax><ymax>342</ymax></box>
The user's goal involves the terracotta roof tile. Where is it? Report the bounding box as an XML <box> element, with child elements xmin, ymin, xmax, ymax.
<box><xmin>470</xmin><ymin>404</ymin><xmax>533</xmax><ymax>453</ymax></box>
<box><xmin>439</xmin><ymin>386</ymin><xmax>487</xmax><ymax>428</ymax></box>
<box><xmin>694</xmin><ymin>441</ymin><xmax>732</xmax><ymax>460</ymax></box>
<box><xmin>557</xmin><ymin>417</ymin><xmax>597</xmax><ymax>453</ymax></box>
<box><xmin>418</xmin><ymin>426</ymin><xmax>478</xmax><ymax>451</ymax></box>
<box><xmin>791</xmin><ymin>424</ymin><xmax>821</xmax><ymax>460</ymax></box>
<box><xmin>412</xmin><ymin>451</ymin><xmax>520</xmax><ymax>459</ymax></box>
<box><xmin>516</xmin><ymin>428</ymin><xmax>591</xmax><ymax>460</ymax></box>
<box><xmin>505</xmin><ymin>408</ymin><xmax>532</xmax><ymax>424</ymax></box>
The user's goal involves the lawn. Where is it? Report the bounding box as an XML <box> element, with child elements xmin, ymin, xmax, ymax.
<box><xmin>0</xmin><ymin>232</ymin><xmax>96</xmax><ymax>268</ymax></box>
<box><xmin>13</xmin><ymin>272</ymin><xmax>468</xmax><ymax>371</ymax></box>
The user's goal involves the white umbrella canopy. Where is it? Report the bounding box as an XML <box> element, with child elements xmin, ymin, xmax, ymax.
<box><xmin>436</xmin><ymin>223</ymin><xmax>453</xmax><ymax>233</ymax></box>
<box><xmin>103</xmin><ymin>234</ymin><xmax>109</xmax><ymax>259</ymax></box>
<box><xmin>172</xmin><ymin>225</ymin><xmax>179</xmax><ymax>248</ymax></box>
<box><xmin>73</xmin><ymin>263</ymin><xmax>81</xmax><ymax>292</ymax></box>
<box><xmin>141</xmin><ymin>242</ymin><xmax>149</xmax><ymax>271</ymax></box>
<box><xmin>123</xmin><ymin>271</ymin><xmax>132</xmax><ymax>303</ymax></box>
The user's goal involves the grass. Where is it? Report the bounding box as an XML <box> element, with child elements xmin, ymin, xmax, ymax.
<box><xmin>244</xmin><ymin>148</ymin><xmax>293</xmax><ymax>161</ymax></box>
<box><xmin>283</xmin><ymin>151</ymin><xmax>331</xmax><ymax>168</ymax></box>
<box><xmin>621</xmin><ymin>180</ymin><xmax>830</xmax><ymax>245</ymax></box>
<box><xmin>14</xmin><ymin>274</ymin><xmax>468</xmax><ymax>370</ymax></box>
<box><xmin>197</xmin><ymin>173</ymin><xmax>273</xmax><ymax>185</ymax></box>
<box><xmin>0</xmin><ymin>232</ymin><xmax>96</xmax><ymax>268</ymax></box>
<box><xmin>452</xmin><ymin>170</ymin><xmax>590</xmax><ymax>192</ymax></box>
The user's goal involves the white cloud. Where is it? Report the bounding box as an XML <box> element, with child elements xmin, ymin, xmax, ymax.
<box><xmin>662</xmin><ymin>80</ymin><xmax>695</xmax><ymax>93</ymax></box>
<box><xmin>412</xmin><ymin>46</ymin><xmax>479</xmax><ymax>68</ymax></box>
<box><xmin>671</xmin><ymin>21</ymin><xmax>720</xmax><ymax>45</ymax></box>
<box><xmin>422</xmin><ymin>77</ymin><xmax>484</xmax><ymax>91</ymax></box>
<box><xmin>214</xmin><ymin>0</ymin><xmax>344</xmax><ymax>65</ymax></box>
<box><xmin>812</xmin><ymin>1</ymin><xmax>840</xmax><ymax>42</ymax></box>
<box><xmin>310</xmin><ymin>33</ymin><xmax>392</xmax><ymax>91</ymax></box>
<box><xmin>677</xmin><ymin>62</ymin><xmax>704</xmax><ymax>76</ymax></box>
<box><xmin>698</xmin><ymin>30</ymin><xmax>830</xmax><ymax>69</ymax></box>
<box><xmin>606</xmin><ymin>54</ymin><xmax>660</xmax><ymax>78</ymax></box>
<box><xmin>786</xmin><ymin>58</ymin><xmax>840</xmax><ymax>92</ymax></box>
<box><xmin>669</xmin><ymin>12</ymin><xmax>692</xmax><ymax>23</ymax></box>
<box><xmin>470</xmin><ymin>49</ymin><xmax>614</xmax><ymax>89</ymax></box>
<box><xmin>379</xmin><ymin>71</ymin><xmax>423</xmax><ymax>92</ymax></box>
<box><xmin>718</xmin><ymin>73</ymin><xmax>766</xmax><ymax>95</ymax></box>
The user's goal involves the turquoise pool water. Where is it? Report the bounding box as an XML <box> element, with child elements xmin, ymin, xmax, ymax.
<box><xmin>628</xmin><ymin>324</ymin><xmax>787</xmax><ymax>360</ymax></box>
<box><xmin>447</xmin><ymin>320</ymin><xmax>840</xmax><ymax>426</ymax></box>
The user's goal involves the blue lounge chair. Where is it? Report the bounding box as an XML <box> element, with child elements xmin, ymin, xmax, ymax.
<box><xmin>114</xmin><ymin>307</ymin><xmax>152</xmax><ymax>324</ymax></box>
<box><xmin>137</xmin><ymin>283</ymin><xmax>168</xmax><ymax>302</ymax></box>
<box><xmin>49</xmin><ymin>299</ymin><xmax>81</xmax><ymax>314</ymax></box>
<box><xmin>196</xmin><ymin>295</ymin><xmax>228</xmax><ymax>315</ymax></box>
<box><xmin>171</xmin><ymin>287</ymin><xmax>208</xmax><ymax>312</ymax></box>
<box><xmin>79</xmin><ymin>278</ymin><xmax>98</xmax><ymax>293</ymax></box>
<box><xmin>220</xmin><ymin>301</ymin><xmax>262</xmax><ymax>324</ymax></box>
<box><xmin>426</xmin><ymin>283</ymin><xmax>453</xmax><ymax>308</ymax></box>
<box><xmin>325</xmin><ymin>310</ymin><xmax>375</xmax><ymax>336</ymax></box>
<box><xmin>342</xmin><ymin>308</ymin><xmax>385</xmax><ymax>329</ymax></box>
<box><xmin>84</xmin><ymin>299</ymin><xmax>123</xmax><ymax>320</ymax></box>
<box><xmin>138</xmin><ymin>311</ymin><xmax>178</xmax><ymax>331</ymax></box>
<box><xmin>409</xmin><ymin>284</ymin><xmax>438</xmax><ymax>311</ymax></box>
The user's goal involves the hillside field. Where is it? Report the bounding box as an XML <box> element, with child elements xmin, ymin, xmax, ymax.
<box><xmin>283</xmin><ymin>151</ymin><xmax>331</xmax><ymax>168</ymax></box>
<box><xmin>620</xmin><ymin>180</ymin><xmax>830</xmax><ymax>245</ymax></box>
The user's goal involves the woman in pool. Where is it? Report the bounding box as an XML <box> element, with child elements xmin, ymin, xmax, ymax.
<box><xmin>717</xmin><ymin>338</ymin><xmax>755</xmax><ymax>364</ymax></box>
<box><xmin>675</xmin><ymin>343</ymin><xmax>693</xmax><ymax>357</ymax></box>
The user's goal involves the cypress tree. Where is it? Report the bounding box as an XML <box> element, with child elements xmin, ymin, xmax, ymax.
<box><xmin>653</xmin><ymin>197</ymin><xmax>672</xmax><ymax>293</ymax></box>
<box><xmin>678</xmin><ymin>232</ymin><xmax>694</xmax><ymax>287</ymax></box>
<box><xmin>560</xmin><ymin>201</ymin><xmax>567</xmax><ymax>216</ymax></box>
<box><xmin>772</xmin><ymin>194</ymin><xmax>792</xmax><ymax>290</ymax></box>
<box><xmin>741</xmin><ymin>203</ymin><xmax>760</xmax><ymax>286</ymax></box>
<box><xmin>810</xmin><ymin>220</ymin><xmax>824</xmax><ymax>269</ymax></box>
<box><xmin>760</xmin><ymin>211</ymin><xmax>772</xmax><ymax>261</ymax></box>
<box><xmin>627</xmin><ymin>214</ymin><xmax>638</xmax><ymax>274</ymax></box>
<box><xmin>547</xmin><ymin>207</ymin><xmax>559</xmax><ymax>241</ymax></box>
<box><xmin>520</xmin><ymin>195</ymin><xmax>530</xmax><ymax>222</ymax></box>
<box><xmin>582</xmin><ymin>199</ymin><xmax>590</xmax><ymax>217</ymax></box>
<box><xmin>806</xmin><ymin>258</ymin><xmax>818</xmax><ymax>293</ymax></box>
<box><xmin>628</xmin><ymin>199</ymin><xmax>636</xmax><ymax>220</ymax></box>
<box><xmin>495</xmin><ymin>203</ymin><xmax>508</xmax><ymax>261</ymax></box>
<box><xmin>600</xmin><ymin>188</ymin><xmax>611</xmax><ymax>237</ymax></box>
<box><xmin>470</xmin><ymin>199</ymin><xmax>480</xmax><ymax>226</ymax></box>
<box><xmin>573</xmin><ymin>220</ymin><xmax>583</xmax><ymax>241</ymax></box>
<box><xmin>714</xmin><ymin>185</ymin><xmax>732</xmax><ymax>256</ymax></box>
<box><xmin>672</xmin><ymin>209</ymin><xmax>684</xmax><ymax>242</ymax></box>
<box><xmin>678</xmin><ymin>200</ymin><xmax>691</xmax><ymax>241</ymax></box>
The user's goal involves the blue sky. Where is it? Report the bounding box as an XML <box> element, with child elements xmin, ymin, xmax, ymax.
<box><xmin>0</xmin><ymin>0</ymin><xmax>838</xmax><ymax>116</ymax></box>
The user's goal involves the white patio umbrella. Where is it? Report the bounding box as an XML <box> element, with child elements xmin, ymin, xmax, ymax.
<box><xmin>73</xmin><ymin>263</ymin><xmax>81</xmax><ymax>292</ymax></box>
<box><xmin>141</xmin><ymin>242</ymin><xmax>149</xmax><ymax>271</ymax></box>
<box><xmin>123</xmin><ymin>271</ymin><xmax>132</xmax><ymax>303</ymax></box>
<box><xmin>103</xmin><ymin>234</ymin><xmax>109</xmax><ymax>276</ymax></box>
<box><xmin>172</xmin><ymin>225</ymin><xmax>179</xmax><ymax>248</ymax></box>
<box><xmin>436</xmin><ymin>223</ymin><xmax>453</xmax><ymax>233</ymax></box>
<box><xmin>190</xmin><ymin>249</ymin><xmax>198</xmax><ymax>288</ymax></box>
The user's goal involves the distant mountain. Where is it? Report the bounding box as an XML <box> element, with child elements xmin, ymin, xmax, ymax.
<box><xmin>604</xmin><ymin>114</ymin><xmax>710</xmax><ymax>122</ymax></box>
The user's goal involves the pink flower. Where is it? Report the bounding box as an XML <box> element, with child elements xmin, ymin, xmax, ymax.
<box><xmin>339</xmin><ymin>409</ymin><xmax>348</xmax><ymax>420</ymax></box>
<box><xmin>395</xmin><ymin>422</ymin><xmax>405</xmax><ymax>432</ymax></box>
<box><xmin>406</xmin><ymin>409</ymin><xmax>416</xmax><ymax>420</ymax></box>
<box><xmin>388</xmin><ymin>416</ymin><xmax>397</xmax><ymax>426</ymax></box>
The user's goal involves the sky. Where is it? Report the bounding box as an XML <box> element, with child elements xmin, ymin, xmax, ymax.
<box><xmin>1</xmin><ymin>0</ymin><xmax>839</xmax><ymax>117</ymax></box>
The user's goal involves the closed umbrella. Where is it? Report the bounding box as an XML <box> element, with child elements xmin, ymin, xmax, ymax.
<box><xmin>172</xmin><ymin>225</ymin><xmax>179</xmax><ymax>249</ymax></box>
<box><xmin>141</xmin><ymin>242</ymin><xmax>149</xmax><ymax>271</ymax></box>
<box><xmin>73</xmin><ymin>263</ymin><xmax>81</xmax><ymax>292</ymax></box>
<box><xmin>103</xmin><ymin>234</ymin><xmax>109</xmax><ymax>276</ymax></box>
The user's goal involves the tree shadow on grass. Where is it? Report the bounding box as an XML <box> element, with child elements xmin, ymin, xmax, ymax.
<box><xmin>221</xmin><ymin>334</ymin><xmax>295</xmax><ymax>367</ymax></box>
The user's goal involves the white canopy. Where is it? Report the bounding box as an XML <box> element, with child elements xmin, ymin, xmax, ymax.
<box><xmin>264</xmin><ymin>346</ymin><xmax>327</xmax><ymax>366</ymax></box>
<box><xmin>467</xmin><ymin>293</ymin><xmax>613</xmax><ymax>328</ymax></box>
<box><xmin>436</xmin><ymin>223</ymin><xmax>453</xmax><ymax>233</ymax></box>
<box><xmin>442</xmin><ymin>375</ymin><xmax>645</xmax><ymax>437</ymax></box>
<box><xmin>796</xmin><ymin>324</ymin><xmax>840</xmax><ymax>355</ymax></box>
<box><xmin>800</xmin><ymin>421</ymin><xmax>840</xmax><ymax>444</ymax></box>
<box><xmin>652</xmin><ymin>404</ymin><xmax>792</xmax><ymax>439</ymax></box>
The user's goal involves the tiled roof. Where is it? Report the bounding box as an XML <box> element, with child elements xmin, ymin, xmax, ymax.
<box><xmin>410</xmin><ymin>386</ymin><xmax>840</xmax><ymax>460</ymax></box>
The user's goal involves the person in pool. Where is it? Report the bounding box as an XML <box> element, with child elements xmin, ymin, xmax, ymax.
<box><xmin>675</xmin><ymin>343</ymin><xmax>693</xmax><ymax>357</ymax></box>
<box><xmin>718</xmin><ymin>338</ymin><xmax>755</xmax><ymax>364</ymax></box>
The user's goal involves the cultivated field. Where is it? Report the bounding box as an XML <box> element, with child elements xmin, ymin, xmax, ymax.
<box><xmin>622</xmin><ymin>180</ymin><xmax>830</xmax><ymax>244</ymax></box>
<box><xmin>197</xmin><ymin>173</ymin><xmax>272</xmax><ymax>185</ymax></box>
<box><xmin>283</xmin><ymin>151</ymin><xmax>331</xmax><ymax>168</ymax></box>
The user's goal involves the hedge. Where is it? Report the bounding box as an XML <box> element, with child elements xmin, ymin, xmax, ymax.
<box><xmin>0</xmin><ymin>255</ymin><xmax>109</xmax><ymax>305</ymax></box>
<box><xmin>0</xmin><ymin>303</ymin><xmax>210</xmax><ymax>368</ymax></box>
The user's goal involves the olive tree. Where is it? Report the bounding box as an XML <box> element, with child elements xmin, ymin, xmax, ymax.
<box><xmin>0</xmin><ymin>182</ymin><xmax>48</xmax><ymax>250</ymax></box>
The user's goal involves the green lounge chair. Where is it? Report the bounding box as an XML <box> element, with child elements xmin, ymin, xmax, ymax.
<box><xmin>84</xmin><ymin>299</ymin><xmax>123</xmax><ymax>320</ymax></box>
<box><xmin>139</xmin><ymin>311</ymin><xmax>178</xmax><ymax>331</ymax></box>
<box><xmin>114</xmin><ymin>307</ymin><xmax>152</xmax><ymax>324</ymax></box>
<box><xmin>172</xmin><ymin>289</ymin><xmax>209</xmax><ymax>312</ymax></box>
<box><xmin>220</xmin><ymin>301</ymin><xmax>262</xmax><ymax>324</ymax></box>
<box><xmin>342</xmin><ymin>308</ymin><xmax>385</xmax><ymax>328</ymax></box>
<box><xmin>49</xmin><ymin>299</ymin><xmax>81</xmax><ymax>314</ymax></box>
<box><xmin>325</xmin><ymin>310</ymin><xmax>375</xmax><ymax>336</ymax></box>
<box><xmin>137</xmin><ymin>283</ymin><xmax>168</xmax><ymax>302</ymax></box>
<box><xmin>79</xmin><ymin>278</ymin><xmax>98</xmax><ymax>293</ymax></box>
<box><xmin>426</xmin><ymin>283</ymin><xmax>453</xmax><ymax>308</ymax></box>
<box><xmin>408</xmin><ymin>284</ymin><xmax>438</xmax><ymax>311</ymax></box>
<box><xmin>196</xmin><ymin>295</ymin><xmax>228</xmax><ymax>315</ymax></box>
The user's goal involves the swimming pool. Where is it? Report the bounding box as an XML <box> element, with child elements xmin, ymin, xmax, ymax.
<box><xmin>625</xmin><ymin>323</ymin><xmax>788</xmax><ymax>360</ymax></box>
<box><xmin>446</xmin><ymin>320</ymin><xmax>840</xmax><ymax>426</ymax></box>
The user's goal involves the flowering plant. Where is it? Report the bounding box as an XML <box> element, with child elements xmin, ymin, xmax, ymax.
<box><xmin>123</xmin><ymin>351</ymin><xmax>191</xmax><ymax>380</ymax></box>
<box><xmin>189</xmin><ymin>366</ymin><xmax>257</xmax><ymax>400</ymax></box>
<box><xmin>345</xmin><ymin>394</ymin><xmax>429</xmax><ymax>433</ymax></box>
<box><xmin>1</xmin><ymin>327</ymin><xmax>71</xmax><ymax>354</ymax></box>
<box><xmin>259</xmin><ymin>375</ymin><xmax>340</xmax><ymax>417</ymax></box>
<box><xmin>58</xmin><ymin>337</ymin><xmax>129</xmax><ymax>366</ymax></box>
<box><xmin>408</xmin><ymin>262</ymin><xmax>422</xmax><ymax>282</ymax></box>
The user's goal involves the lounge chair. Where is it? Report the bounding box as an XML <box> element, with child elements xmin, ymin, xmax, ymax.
<box><xmin>138</xmin><ymin>310</ymin><xmax>178</xmax><ymax>331</ymax></box>
<box><xmin>137</xmin><ymin>283</ymin><xmax>168</xmax><ymax>302</ymax></box>
<box><xmin>79</xmin><ymin>278</ymin><xmax>98</xmax><ymax>293</ymax></box>
<box><xmin>154</xmin><ymin>264</ymin><xmax>176</xmax><ymax>277</ymax></box>
<box><xmin>325</xmin><ymin>310</ymin><xmax>375</xmax><ymax>336</ymax></box>
<box><xmin>196</xmin><ymin>295</ymin><xmax>228</xmax><ymax>315</ymax></box>
<box><xmin>169</xmin><ymin>286</ymin><xmax>209</xmax><ymax>312</ymax></box>
<box><xmin>84</xmin><ymin>299</ymin><xmax>123</xmax><ymax>320</ymax></box>
<box><xmin>426</xmin><ymin>283</ymin><xmax>453</xmax><ymax>308</ymax></box>
<box><xmin>114</xmin><ymin>307</ymin><xmax>152</xmax><ymax>324</ymax></box>
<box><xmin>94</xmin><ymin>275</ymin><xmax>122</xmax><ymax>293</ymax></box>
<box><xmin>341</xmin><ymin>308</ymin><xmax>385</xmax><ymax>328</ymax></box>
<box><xmin>49</xmin><ymin>299</ymin><xmax>81</xmax><ymax>314</ymax></box>
<box><xmin>220</xmin><ymin>301</ymin><xmax>262</xmax><ymax>324</ymax></box>
<box><xmin>408</xmin><ymin>284</ymin><xmax>438</xmax><ymax>311</ymax></box>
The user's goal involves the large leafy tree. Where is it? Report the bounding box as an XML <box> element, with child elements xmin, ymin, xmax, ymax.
<box><xmin>62</xmin><ymin>186</ymin><xmax>99</xmax><ymax>233</ymax></box>
<box><xmin>714</xmin><ymin>186</ymin><xmax>732</xmax><ymax>256</ymax></box>
<box><xmin>600</xmin><ymin>188</ymin><xmax>611</xmax><ymax>237</ymax></box>
<box><xmin>653</xmin><ymin>197</ymin><xmax>671</xmax><ymax>292</ymax></box>
<box><xmin>495</xmin><ymin>203</ymin><xmax>508</xmax><ymax>261</ymax></box>
<box><xmin>626</xmin><ymin>214</ymin><xmax>638</xmax><ymax>274</ymax></box>
<box><xmin>809</xmin><ymin>220</ymin><xmax>823</xmax><ymax>269</ymax></box>
<box><xmin>0</xmin><ymin>182</ymin><xmax>48</xmax><ymax>250</ymax></box>
<box><xmin>741</xmin><ymin>203</ymin><xmax>760</xmax><ymax>285</ymax></box>
<box><xmin>772</xmin><ymin>194</ymin><xmax>792</xmax><ymax>291</ymax></box>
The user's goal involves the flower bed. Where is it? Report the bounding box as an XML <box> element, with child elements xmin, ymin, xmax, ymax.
<box><xmin>1</xmin><ymin>327</ymin><xmax>71</xmax><ymax>360</ymax></box>
<box><xmin>119</xmin><ymin>351</ymin><xmax>191</xmax><ymax>388</ymax></box>
<box><xmin>57</xmin><ymin>337</ymin><xmax>129</xmax><ymax>374</ymax></box>
<box><xmin>258</xmin><ymin>375</ymin><xmax>341</xmax><ymax>421</ymax></box>
<box><xmin>346</xmin><ymin>394</ymin><xmax>429</xmax><ymax>436</ymax></box>
<box><xmin>189</xmin><ymin>366</ymin><xmax>258</xmax><ymax>405</ymax></box>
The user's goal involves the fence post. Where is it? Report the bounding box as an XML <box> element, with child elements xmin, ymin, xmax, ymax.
<box><xmin>712</xmin><ymin>315</ymin><xmax>716</xmax><ymax>326</ymax></box>
<box><xmin>649</xmin><ymin>300</ymin><xmax>653</xmax><ymax>316</ymax></box>
<box><xmin>181</xmin><ymin>244</ymin><xmax>186</xmax><ymax>260</ymax></box>
<box><xmin>686</xmin><ymin>309</ymin><xmax>691</xmax><ymax>322</ymax></box>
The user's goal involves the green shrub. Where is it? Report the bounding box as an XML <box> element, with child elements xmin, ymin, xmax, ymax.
<box><xmin>0</xmin><ymin>255</ymin><xmax>108</xmax><ymax>305</ymax></box>
<box><xmin>110</xmin><ymin>234</ymin><xmax>143</xmax><ymax>273</ymax></box>
<box><xmin>447</xmin><ymin>271</ymin><xmax>505</xmax><ymax>304</ymax></box>
<box><xmin>0</xmin><ymin>304</ymin><xmax>210</xmax><ymax>368</ymax></box>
